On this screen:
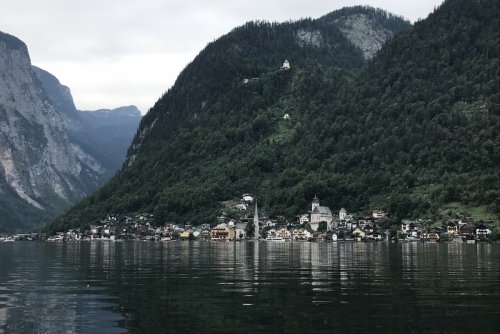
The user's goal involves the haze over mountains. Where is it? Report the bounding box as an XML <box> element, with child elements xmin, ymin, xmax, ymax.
<box><xmin>0</xmin><ymin>31</ymin><xmax>141</xmax><ymax>232</ymax></box>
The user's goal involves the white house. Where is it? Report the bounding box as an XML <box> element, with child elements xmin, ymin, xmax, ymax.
<box><xmin>242</xmin><ymin>194</ymin><xmax>254</xmax><ymax>203</ymax></box>
<box><xmin>372</xmin><ymin>209</ymin><xmax>387</xmax><ymax>219</ymax></box>
<box><xmin>235</xmin><ymin>222</ymin><xmax>247</xmax><ymax>240</ymax></box>
<box><xmin>236</xmin><ymin>203</ymin><xmax>247</xmax><ymax>211</ymax></box>
<box><xmin>401</xmin><ymin>220</ymin><xmax>422</xmax><ymax>238</ymax></box>
<box><xmin>339</xmin><ymin>208</ymin><xmax>348</xmax><ymax>220</ymax></box>
<box><xmin>292</xmin><ymin>228</ymin><xmax>312</xmax><ymax>240</ymax></box>
<box><xmin>299</xmin><ymin>214</ymin><xmax>309</xmax><ymax>225</ymax></box>
<box><xmin>276</xmin><ymin>228</ymin><xmax>292</xmax><ymax>239</ymax></box>
<box><xmin>475</xmin><ymin>223</ymin><xmax>491</xmax><ymax>239</ymax></box>
<box><xmin>264</xmin><ymin>220</ymin><xmax>276</xmax><ymax>227</ymax></box>
<box><xmin>281</xmin><ymin>59</ymin><xmax>290</xmax><ymax>70</ymax></box>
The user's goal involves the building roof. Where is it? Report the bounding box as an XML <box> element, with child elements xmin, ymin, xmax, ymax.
<box><xmin>312</xmin><ymin>206</ymin><xmax>332</xmax><ymax>215</ymax></box>
<box><xmin>475</xmin><ymin>222</ymin><xmax>491</xmax><ymax>229</ymax></box>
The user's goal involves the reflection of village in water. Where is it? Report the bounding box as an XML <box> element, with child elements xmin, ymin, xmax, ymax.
<box><xmin>90</xmin><ymin>240</ymin><xmax>499</xmax><ymax>304</ymax></box>
<box><xmin>81</xmin><ymin>237</ymin><xmax>497</xmax><ymax>294</ymax></box>
<box><xmin>1</xmin><ymin>240</ymin><xmax>497</xmax><ymax>333</ymax></box>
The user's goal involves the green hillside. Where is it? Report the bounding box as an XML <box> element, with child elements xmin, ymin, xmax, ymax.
<box><xmin>46</xmin><ymin>1</ymin><xmax>499</xmax><ymax>232</ymax></box>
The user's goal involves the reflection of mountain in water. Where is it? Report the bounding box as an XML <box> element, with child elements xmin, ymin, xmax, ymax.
<box><xmin>0</xmin><ymin>243</ymin><xmax>125</xmax><ymax>334</ymax></box>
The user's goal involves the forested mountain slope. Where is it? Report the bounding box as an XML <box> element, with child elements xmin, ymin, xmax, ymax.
<box><xmin>46</xmin><ymin>1</ymin><xmax>499</xmax><ymax>232</ymax></box>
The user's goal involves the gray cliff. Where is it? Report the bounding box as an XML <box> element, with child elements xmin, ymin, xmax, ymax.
<box><xmin>0</xmin><ymin>31</ymin><xmax>141</xmax><ymax>231</ymax></box>
<box><xmin>32</xmin><ymin>66</ymin><xmax>142</xmax><ymax>177</ymax></box>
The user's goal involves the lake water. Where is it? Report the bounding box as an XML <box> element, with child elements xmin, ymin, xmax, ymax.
<box><xmin>0</xmin><ymin>241</ymin><xmax>498</xmax><ymax>334</ymax></box>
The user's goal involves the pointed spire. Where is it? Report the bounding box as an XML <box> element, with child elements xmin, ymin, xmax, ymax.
<box><xmin>312</xmin><ymin>195</ymin><xmax>320</xmax><ymax>212</ymax></box>
<box><xmin>254</xmin><ymin>200</ymin><xmax>259</xmax><ymax>239</ymax></box>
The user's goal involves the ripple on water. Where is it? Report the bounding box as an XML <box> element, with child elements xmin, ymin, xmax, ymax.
<box><xmin>0</xmin><ymin>243</ymin><xmax>126</xmax><ymax>334</ymax></box>
<box><xmin>1</xmin><ymin>241</ymin><xmax>499</xmax><ymax>334</ymax></box>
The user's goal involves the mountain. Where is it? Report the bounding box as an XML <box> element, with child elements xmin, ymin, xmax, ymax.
<box><xmin>32</xmin><ymin>67</ymin><xmax>142</xmax><ymax>176</ymax></box>
<box><xmin>46</xmin><ymin>1</ymin><xmax>499</xmax><ymax>233</ymax></box>
<box><xmin>0</xmin><ymin>32</ymin><xmax>141</xmax><ymax>232</ymax></box>
<box><xmin>77</xmin><ymin>106</ymin><xmax>142</xmax><ymax>173</ymax></box>
<box><xmin>0</xmin><ymin>31</ymin><xmax>101</xmax><ymax>231</ymax></box>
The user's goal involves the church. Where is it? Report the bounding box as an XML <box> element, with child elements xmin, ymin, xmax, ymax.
<box><xmin>310</xmin><ymin>196</ymin><xmax>333</xmax><ymax>231</ymax></box>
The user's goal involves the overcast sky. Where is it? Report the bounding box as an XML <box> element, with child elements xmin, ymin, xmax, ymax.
<box><xmin>2</xmin><ymin>0</ymin><xmax>444</xmax><ymax>114</ymax></box>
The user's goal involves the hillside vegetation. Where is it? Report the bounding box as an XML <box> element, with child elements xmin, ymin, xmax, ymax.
<box><xmin>46</xmin><ymin>1</ymin><xmax>499</xmax><ymax>232</ymax></box>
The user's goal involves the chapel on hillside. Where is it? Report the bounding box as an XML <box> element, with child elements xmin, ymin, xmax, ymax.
<box><xmin>281</xmin><ymin>59</ymin><xmax>290</xmax><ymax>70</ymax></box>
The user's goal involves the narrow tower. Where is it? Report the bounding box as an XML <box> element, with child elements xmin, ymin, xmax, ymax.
<box><xmin>254</xmin><ymin>201</ymin><xmax>259</xmax><ymax>239</ymax></box>
<box><xmin>312</xmin><ymin>195</ymin><xmax>320</xmax><ymax>212</ymax></box>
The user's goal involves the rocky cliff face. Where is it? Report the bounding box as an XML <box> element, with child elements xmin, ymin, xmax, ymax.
<box><xmin>334</xmin><ymin>13</ymin><xmax>395</xmax><ymax>59</ymax></box>
<box><xmin>31</xmin><ymin>66</ymin><xmax>81</xmax><ymax>131</ymax></box>
<box><xmin>0</xmin><ymin>32</ymin><xmax>100</xmax><ymax>218</ymax></box>
<box><xmin>0</xmin><ymin>31</ymin><xmax>140</xmax><ymax>231</ymax></box>
<box><xmin>33</xmin><ymin>67</ymin><xmax>142</xmax><ymax>177</ymax></box>
<box><xmin>319</xmin><ymin>6</ymin><xmax>412</xmax><ymax>60</ymax></box>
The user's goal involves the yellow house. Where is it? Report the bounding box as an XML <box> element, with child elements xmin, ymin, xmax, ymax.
<box><xmin>180</xmin><ymin>231</ymin><xmax>190</xmax><ymax>240</ymax></box>
<box><xmin>447</xmin><ymin>221</ymin><xmax>459</xmax><ymax>237</ymax></box>
<box><xmin>352</xmin><ymin>228</ymin><xmax>366</xmax><ymax>241</ymax></box>
<box><xmin>210</xmin><ymin>224</ymin><xmax>235</xmax><ymax>241</ymax></box>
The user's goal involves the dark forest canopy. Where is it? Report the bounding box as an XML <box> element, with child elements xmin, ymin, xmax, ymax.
<box><xmin>46</xmin><ymin>0</ymin><xmax>499</xmax><ymax>232</ymax></box>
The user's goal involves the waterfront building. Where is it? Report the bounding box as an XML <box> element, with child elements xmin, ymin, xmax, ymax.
<box><xmin>276</xmin><ymin>228</ymin><xmax>292</xmax><ymax>240</ymax></box>
<box><xmin>210</xmin><ymin>223</ymin><xmax>235</xmax><ymax>241</ymax></box>
<box><xmin>310</xmin><ymin>196</ymin><xmax>333</xmax><ymax>231</ymax></box>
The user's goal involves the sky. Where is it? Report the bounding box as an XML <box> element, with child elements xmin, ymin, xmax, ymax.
<box><xmin>2</xmin><ymin>0</ymin><xmax>444</xmax><ymax>115</ymax></box>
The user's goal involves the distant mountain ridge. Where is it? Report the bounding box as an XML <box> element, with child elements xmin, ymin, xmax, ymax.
<box><xmin>33</xmin><ymin>65</ymin><xmax>142</xmax><ymax>175</ymax></box>
<box><xmin>0</xmin><ymin>31</ymin><xmax>141</xmax><ymax>232</ymax></box>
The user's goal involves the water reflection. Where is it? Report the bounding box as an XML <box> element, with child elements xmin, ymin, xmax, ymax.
<box><xmin>0</xmin><ymin>242</ymin><xmax>126</xmax><ymax>334</ymax></box>
<box><xmin>0</xmin><ymin>241</ymin><xmax>498</xmax><ymax>334</ymax></box>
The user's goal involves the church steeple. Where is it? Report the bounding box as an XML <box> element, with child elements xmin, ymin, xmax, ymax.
<box><xmin>312</xmin><ymin>195</ymin><xmax>320</xmax><ymax>212</ymax></box>
<box><xmin>254</xmin><ymin>201</ymin><xmax>259</xmax><ymax>239</ymax></box>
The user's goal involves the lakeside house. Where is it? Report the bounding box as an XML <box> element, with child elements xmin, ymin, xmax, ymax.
<box><xmin>352</xmin><ymin>228</ymin><xmax>366</xmax><ymax>241</ymax></box>
<box><xmin>276</xmin><ymin>228</ymin><xmax>292</xmax><ymax>240</ymax></box>
<box><xmin>401</xmin><ymin>220</ymin><xmax>422</xmax><ymax>240</ymax></box>
<box><xmin>475</xmin><ymin>222</ymin><xmax>491</xmax><ymax>240</ymax></box>
<box><xmin>210</xmin><ymin>223</ymin><xmax>235</xmax><ymax>241</ymax></box>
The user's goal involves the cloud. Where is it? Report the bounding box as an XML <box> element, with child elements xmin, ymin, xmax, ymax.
<box><xmin>1</xmin><ymin>0</ymin><xmax>445</xmax><ymax>114</ymax></box>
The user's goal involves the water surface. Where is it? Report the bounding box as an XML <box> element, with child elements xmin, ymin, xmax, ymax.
<box><xmin>0</xmin><ymin>241</ymin><xmax>498</xmax><ymax>333</ymax></box>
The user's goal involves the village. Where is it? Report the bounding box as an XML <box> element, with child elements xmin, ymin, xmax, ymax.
<box><xmin>1</xmin><ymin>194</ymin><xmax>496</xmax><ymax>244</ymax></box>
